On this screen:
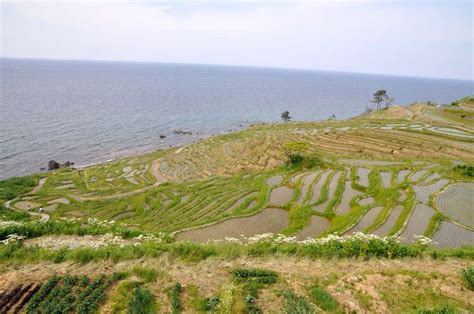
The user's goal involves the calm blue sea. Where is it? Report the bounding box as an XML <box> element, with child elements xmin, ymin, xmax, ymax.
<box><xmin>1</xmin><ymin>58</ymin><xmax>472</xmax><ymax>179</ymax></box>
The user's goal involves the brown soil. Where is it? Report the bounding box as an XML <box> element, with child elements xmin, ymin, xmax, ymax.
<box><xmin>0</xmin><ymin>258</ymin><xmax>472</xmax><ymax>313</ymax></box>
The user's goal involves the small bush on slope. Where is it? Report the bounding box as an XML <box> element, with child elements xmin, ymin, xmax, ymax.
<box><xmin>127</xmin><ymin>286</ymin><xmax>157</xmax><ymax>314</ymax></box>
<box><xmin>310</xmin><ymin>285</ymin><xmax>339</xmax><ymax>311</ymax></box>
<box><xmin>170</xmin><ymin>282</ymin><xmax>182</xmax><ymax>313</ymax></box>
<box><xmin>459</xmin><ymin>266</ymin><xmax>474</xmax><ymax>290</ymax></box>
<box><xmin>282</xmin><ymin>290</ymin><xmax>315</xmax><ymax>314</ymax></box>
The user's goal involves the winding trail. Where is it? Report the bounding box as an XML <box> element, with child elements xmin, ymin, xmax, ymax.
<box><xmin>3</xmin><ymin>177</ymin><xmax>50</xmax><ymax>221</ymax></box>
<box><xmin>31</xmin><ymin>178</ymin><xmax>47</xmax><ymax>194</ymax></box>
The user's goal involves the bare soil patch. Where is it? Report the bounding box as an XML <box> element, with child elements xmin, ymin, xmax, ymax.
<box><xmin>175</xmin><ymin>208</ymin><xmax>289</xmax><ymax>243</ymax></box>
<box><xmin>43</xmin><ymin>204</ymin><xmax>58</xmax><ymax>213</ymax></box>
<box><xmin>31</xmin><ymin>178</ymin><xmax>47</xmax><ymax>194</ymax></box>
<box><xmin>1</xmin><ymin>257</ymin><xmax>472</xmax><ymax>313</ymax></box>
<box><xmin>55</xmin><ymin>183</ymin><xmax>75</xmax><ymax>190</ymax></box>
<box><xmin>47</xmin><ymin>198</ymin><xmax>70</xmax><ymax>205</ymax></box>
<box><xmin>13</xmin><ymin>201</ymin><xmax>40</xmax><ymax>210</ymax></box>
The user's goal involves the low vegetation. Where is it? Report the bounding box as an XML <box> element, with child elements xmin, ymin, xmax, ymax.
<box><xmin>126</xmin><ymin>286</ymin><xmax>157</xmax><ymax>314</ymax></box>
<box><xmin>0</xmin><ymin>98</ymin><xmax>473</xmax><ymax>312</ymax></box>
<box><xmin>310</xmin><ymin>285</ymin><xmax>339</xmax><ymax>311</ymax></box>
<box><xmin>0</xmin><ymin>175</ymin><xmax>39</xmax><ymax>202</ymax></box>
<box><xmin>460</xmin><ymin>266</ymin><xmax>474</xmax><ymax>291</ymax></box>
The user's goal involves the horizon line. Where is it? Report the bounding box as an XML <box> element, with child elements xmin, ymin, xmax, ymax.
<box><xmin>2</xmin><ymin>56</ymin><xmax>473</xmax><ymax>82</ymax></box>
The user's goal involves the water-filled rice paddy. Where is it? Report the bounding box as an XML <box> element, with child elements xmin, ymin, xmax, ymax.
<box><xmin>435</xmin><ymin>182</ymin><xmax>474</xmax><ymax>228</ymax></box>
<box><xmin>432</xmin><ymin>221</ymin><xmax>473</xmax><ymax>248</ymax></box>
<box><xmin>175</xmin><ymin>208</ymin><xmax>288</xmax><ymax>242</ymax></box>
<box><xmin>399</xmin><ymin>204</ymin><xmax>436</xmax><ymax>242</ymax></box>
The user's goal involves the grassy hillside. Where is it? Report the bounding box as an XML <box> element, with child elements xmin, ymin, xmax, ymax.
<box><xmin>0</xmin><ymin>97</ymin><xmax>473</xmax><ymax>312</ymax></box>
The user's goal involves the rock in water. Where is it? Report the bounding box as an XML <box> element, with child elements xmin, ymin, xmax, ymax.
<box><xmin>48</xmin><ymin>160</ymin><xmax>60</xmax><ymax>170</ymax></box>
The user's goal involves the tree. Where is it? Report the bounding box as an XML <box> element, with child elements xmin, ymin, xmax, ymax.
<box><xmin>370</xmin><ymin>90</ymin><xmax>389</xmax><ymax>110</ymax></box>
<box><xmin>282</xmin><ymin>142</ymin><xmax>308</xmax><ymax>166</ymax></box>
<box><xmin>281</xmin><ymin>111</ymin><xmax>291</xmax><ymax>122</ymax></box>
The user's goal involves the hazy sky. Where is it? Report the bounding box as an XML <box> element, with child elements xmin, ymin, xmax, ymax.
<box><xmin>1</xmin><ymin>0</ymin><xmax>472</xmax><ymax>80</ymax></box>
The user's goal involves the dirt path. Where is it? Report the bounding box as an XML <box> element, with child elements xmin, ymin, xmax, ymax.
<box><xmin>3</xmin><ymin>178</ymin><xmax>50</xmax><ymax>221</ymax></box>
<box><xmin>31</xmin><ymin>177</ymin><xmax>47</xmax><ymax>194</ymax></box>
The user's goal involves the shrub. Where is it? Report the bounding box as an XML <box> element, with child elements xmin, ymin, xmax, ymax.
<box><xmin>131</xmin><ymin>266</ymin><xmax>158</xmax><ymax>283</ymax></box>
<box><xmin>170</xmin><ymin>282</ymin><xmax>182</xmax><ymax>313</ymax></box>
<box><xmin>201</xmin><ymin>297</ymin><xmax>219</xmax><ymax>311</ymax></box>
<box><xmin>416</xmin><ymin>304</ymin><xmax>458</xmax><ymax>314</ymax></box>
<box><xmin>310</xmin><ymin>285</ymin><xmax>338</xmax><ymax>311</ymax></box>
<box><xmin>452</xmin><ymin>165</ymin><xmax>474</xmax><ymax>178</ymax></box>
<box><xmin>232</xmin><ymin>268</ymin><xmax>278</xmax><ymax>284</ymax></box>
<box><xmin>26</xmin><ymin>275</ymin><xmax>59</xmax><ymax>312</ymax></box>
<box><xmin>232</xmin><ymin>268</ymin><xmax>278</xmax><ymax>313</ymax></box>
<box><xmin>127</xmin><ymin>287</ymin><xmax>157</xmax><ymax>314</ymax></box>
<box><xmin>459</xmin><ymin>266</ymin><xmax>474</xmax><ymax>290</ymax></box>
<box><xmin>282</xmin><ymin>290</ymin><xmax>315</xmax><ymax>314</ymax></box>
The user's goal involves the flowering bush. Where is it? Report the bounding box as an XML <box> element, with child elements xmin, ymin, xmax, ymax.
<box><xmin>205</xmin><ymin>232</ymin><xmax>434</xmax><ymax>258</ymax></box>
<box><xmin>0</xmin><ymin>220</ymin><xmax>23</xmax><ymax>228</ymax></box>
<box><xmin>0</xmin><ymin>233</ymin><xmax>25</xmax><ymax>245</ymax></box>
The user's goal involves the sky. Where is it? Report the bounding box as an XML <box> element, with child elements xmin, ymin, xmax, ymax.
<box><xmin>1</xmin><ymin>0</ymin><xmax>472</xmax><ymax>80</ymax></box>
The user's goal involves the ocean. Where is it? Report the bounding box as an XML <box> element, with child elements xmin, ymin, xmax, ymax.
<box><xmin>1</xmin><ymin>58</ymin><xmax>472</xmax><ymax>179</ymax></box>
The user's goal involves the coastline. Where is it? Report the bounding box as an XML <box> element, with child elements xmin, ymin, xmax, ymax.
<box><xmin>1</xmin><ymin>122</ymin><xmax>255</xmax><ymax>180</ymax></box>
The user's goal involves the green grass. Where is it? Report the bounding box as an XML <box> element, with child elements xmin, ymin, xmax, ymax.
<box><xmin>0</xmin><ymin>174</ymin><xmax>39</xmax><ymax>202</ymax></box>
<box><xmin>424</xmin><ymin>213</ymin><xmax>444</xmax><ymax>237</ymax></box>
<box><xmin>310</xmin><ymin>285</ymin><xmax>339</xmax><ymax>311</ymax></box>
<box><xmin>0</xmin><ymin>206</ymin><xmax>32</xmax><ymax>221</ymax></box>
<box><xmin>1</xmin><ymin>238</ymin><xmax>473</xmax><ymax>267</ymax></box>
<box><xmin>282</xmin><ymin>290</ymin><xmax>315</xmax><ymax>314</ymax></box>
<box><xmin>131</xmin><ymin>266</ymin><xmax>158</xmax><ymax>283</ymax></box>
<box><xmin>169</xmin><ymin>282</ymin><xmax>182</xmax><ymax>314</ymax></box>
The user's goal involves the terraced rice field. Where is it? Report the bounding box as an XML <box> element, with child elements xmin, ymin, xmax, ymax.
<box><xmin>435</xmin><ymin>182</ymin><xmax>474</xmax><ymax>228</ymax></box>
<box><xmin>432</xmin><ymin>221</ymin><xmax>473</xmax><ymax>248</ymax></box>
<box><xmin>6</xmin><ymin>102</ymin><xmax>474</xmax><ymax>247</ymax></box>
<box><xmin>399</xmin><ymin>204</ymin><xmax>436</xmax><ymax>242</ymax></box>
<box><xmin>175</xmin><ymin>208</ymin><xmax>288</xmax><ymax>242</ymax></box>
